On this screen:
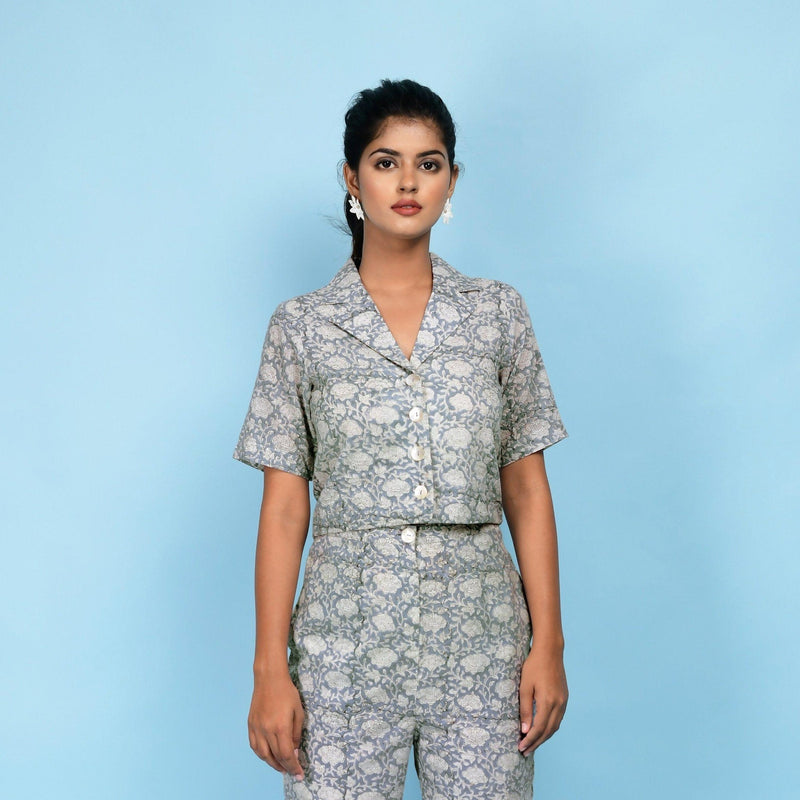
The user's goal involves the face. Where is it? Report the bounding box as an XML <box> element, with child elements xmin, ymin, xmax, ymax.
<box><xmin>343</xmin><ymin>116</ymin><xmax>458</xmax><ymax>244</ymax></box>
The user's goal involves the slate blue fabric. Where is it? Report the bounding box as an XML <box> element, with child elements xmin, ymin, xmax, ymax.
<box><xmin>233</xmin><ymin>253</ymin><xmax>568</xmax><ymax>798</ymax></box>
<box><xmin>232</xmin><ymin>252</ymin><xmax>568</xmax><ymax>530</ymax></box>
<box><xmin>284</xmin><ymin>523</ymin><xmax>536</xmax><ymax>800</ymax></box>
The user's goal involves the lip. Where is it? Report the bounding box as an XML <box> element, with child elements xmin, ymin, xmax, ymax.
<box><xmin>391</xmin><ymin>199</ymin><xmax>422</xmax><ymax>216</ymax></box>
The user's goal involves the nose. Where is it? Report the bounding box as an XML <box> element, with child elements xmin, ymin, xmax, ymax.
<box><xmin>397</xmin><ymin>164</ymin><xmax>418</xmax><ymax>192</ymax></box>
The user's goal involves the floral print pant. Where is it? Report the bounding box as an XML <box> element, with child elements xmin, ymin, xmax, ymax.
<box><xmin>284</xmin><ymin>522</ymin><xmax>535</xmax><ymax>800</ymax></box>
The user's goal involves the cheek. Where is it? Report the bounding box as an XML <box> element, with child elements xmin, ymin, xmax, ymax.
<box><xmin>357</xmin><ymin>174</ymin><xmax>391</xmax><ymax>207</ymax></box>
<box><xmin>432</xmin><ymin>173</ymin><xmax>453</xmax><ymax>197</ymax></box>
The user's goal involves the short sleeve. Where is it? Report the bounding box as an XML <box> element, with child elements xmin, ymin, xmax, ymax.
<box><xmin>498</xmin><ymin>286</ymin><xmax>569</xmax><ymax>467</ymax></box>
<box><xmin>232</xmin><ymin>304</ymin><xmax>315</xmax><ymax>479</ymax></box>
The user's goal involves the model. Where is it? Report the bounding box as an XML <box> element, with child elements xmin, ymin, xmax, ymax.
<box><xmin>233</xmin><ymin>78</ymin><xmax>569</xmax><ymax>800</ymax></box>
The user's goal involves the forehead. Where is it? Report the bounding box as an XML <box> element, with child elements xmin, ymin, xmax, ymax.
<box><xmin>366</xmin><ymin>116</ymin><xmax>445</xmax><ymax>151</ymax></box>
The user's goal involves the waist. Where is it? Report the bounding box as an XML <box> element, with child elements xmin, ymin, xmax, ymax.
<box><xmin>312</xmin><ymin>521</ymin><xmax>500</xmax><ymax>538</ymax></box>
<box><xmin>307</xmin><ymin>522</ymin><xmax>515</xmax><ymax>575</ymax></box>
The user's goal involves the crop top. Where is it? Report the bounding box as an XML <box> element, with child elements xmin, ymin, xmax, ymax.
<box><xmin>232</xmin><ymin>252</ymin><xmax>568</xmax><ymax>531</ymax></box>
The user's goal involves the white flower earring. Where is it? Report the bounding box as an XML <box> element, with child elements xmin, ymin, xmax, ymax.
<box><xmin>348</xmin><ymin>194</ymin><xmax>365</xmax><ymax>221</ymax></box>
<box><xmin>441</xmin><ymin>196</ymin><xmax>454</xmax><ymax>224</ymax></box>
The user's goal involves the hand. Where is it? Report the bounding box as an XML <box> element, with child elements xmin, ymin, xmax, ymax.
<box><xmin>248</xmin><ymin>671</ymin><xmax>306</xmax><ymax>782</ymax></box>
<box><xmin>517</xmin><ymin>642</ymin><xmax>568</xmax><ymax>756</ymax></box>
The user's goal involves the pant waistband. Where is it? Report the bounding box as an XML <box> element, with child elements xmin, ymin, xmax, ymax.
<box><xmin>312</xmin><ymin>522</ymin><xmax>500</xmax><ymax>538</ymax></box>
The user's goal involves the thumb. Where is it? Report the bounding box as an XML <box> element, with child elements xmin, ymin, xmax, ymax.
<box><xmin>519</xmin><ymin>678</ymin><xmax>534</xmax><ymax>734</ymax></box>
<box><xmin>292</xmin><ymin>703</ymin><xmax>305</xmax><ymax>748</ymax></box>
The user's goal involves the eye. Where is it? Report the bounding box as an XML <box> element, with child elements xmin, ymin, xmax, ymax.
<box><xmin>420</xmin><ymin>160</ymin><xmax>440</xmax><ymax>171</ymax></box>
<box><xmin>376</xmin><ymin>158</ymin><xmax>394</xmax><ymax>169</ymax></box>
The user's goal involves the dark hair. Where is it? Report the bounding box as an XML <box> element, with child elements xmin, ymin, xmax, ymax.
<box><xmin>341</xmin><ymin>79</ymin><xmax>457</xmax><ymax>267</ymax></box>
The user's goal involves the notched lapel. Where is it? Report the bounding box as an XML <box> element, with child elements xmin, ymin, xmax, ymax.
<box><xmin>313</xmin><ymin>262</ymin><xmax>411</xmax><ymax>369</ymax></box>
<box><xmin>409</xmin><ymin>259</ymin><xmax>478</xmax><ymax>368</ymax></box>
<box><xmin>312</xmin><ymin>253</ymin><xmax>483</xmax><ymax>371</ymax></box>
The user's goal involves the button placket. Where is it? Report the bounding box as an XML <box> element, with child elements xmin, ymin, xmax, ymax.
<box><xmin>405</xmin><ymin>371</ymin><xmax>431</xmax><ymax>504</ymax></box>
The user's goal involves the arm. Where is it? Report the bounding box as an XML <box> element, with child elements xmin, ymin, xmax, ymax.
<box><xmin>248</xmin><ymin>466</ymin><xmax>310</xmax><ymax>782</ymax></box>
<box><xmin>501</xmin><ymin>450</ymin><xmax>568</xmax><ymax>756</ymax></box>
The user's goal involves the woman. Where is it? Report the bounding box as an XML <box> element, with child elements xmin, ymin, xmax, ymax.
<box><xmin>233</xmin><ymin>78</ymin><xmax>569</xmax><ymax>800</ymax></box>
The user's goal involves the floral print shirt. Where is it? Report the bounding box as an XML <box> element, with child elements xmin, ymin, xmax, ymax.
<box><xmin>233</xmin><ymin>253</ymin><xmax>568</xmax><ymax>530</ymax></box>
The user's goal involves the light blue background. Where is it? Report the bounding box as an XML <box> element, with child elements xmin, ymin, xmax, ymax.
<box><xmin>2</xmin><ymin>2</ymin><xmax>798</xmax><ymax>798</ymax></box>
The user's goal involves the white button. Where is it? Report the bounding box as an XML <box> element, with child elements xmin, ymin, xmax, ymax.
<box><xmin>409</xmin><ymin>444</ymin><xmax>424</xmax><ymax>461</ymax></box>
<box><xmin>406</xmin><ymin>373</ymin><xmax>422</xmax><ymax>386</ymax></box>
<box><xmin>413</xmin><ymin>484</ymin><xmax>428</xmax><ymax>499</ymax></box>
<box><xmin>401</xmin><ymin>526</ymin><xmax>416</xmax><ymax>543</ymax></box>
<box><xmin>409</xmin><ymin>407</ymin><xmax>422</xmax><ymax>421</ymax></box>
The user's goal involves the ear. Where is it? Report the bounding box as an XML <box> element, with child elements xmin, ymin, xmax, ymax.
<box><xmin>448</xmin><ymin>163</ymin><xmax>460</xmax><ymax>195</ymax></box>
<box><xmin>343</xmin><ymin>162</ymin><xmax>360</xmax><ymax>197</ymax></box>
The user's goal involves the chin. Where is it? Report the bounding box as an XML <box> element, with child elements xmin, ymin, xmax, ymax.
<box><xmin>384</xmin><ymin>217</ymin><xmax>437</xmax><ymax>237</ymax></box>
<box><xmin>393</xmin><ymin>226</ymin><xmax>434</xmax><ymax>241</ymax></box>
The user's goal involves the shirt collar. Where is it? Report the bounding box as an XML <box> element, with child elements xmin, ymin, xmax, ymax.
<box><xmin>312</xmin><ymin>252</ymin><xmax>483</xmax><ymax>370</ymax></box>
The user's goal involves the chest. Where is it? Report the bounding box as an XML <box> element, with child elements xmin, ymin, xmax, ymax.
<box><xmin>367</xmin><ymin>288</ymin><xmax>432</xmax><ymax>362</ymax></box>
<box><xmin>304</xmin><ymin>317</ymin><xmax>505</xmax><ymax>441</ymax></box>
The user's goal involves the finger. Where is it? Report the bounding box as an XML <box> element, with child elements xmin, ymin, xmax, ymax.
<box><xmin>518</xmin><ymin>701</ymin><xmax>554</xmax><ymax>753</ymax></box>
<box><xmin>522</xmin><ymin>708</ymin><xmax>552</xmax><ymax>755</ymax></box>
<box><xmin>291</xmin><ymin>706</ymin><xmax>306</xmax><ymax>774</ymax></box>
<box><xmin>252</xmin><ymin>729</ymin><xmax>284</xmax><ymax>772</ymax></box>
<box><xmin>268</xmin><ymin>726</ymin><xmax>305</xmax><ymax>779</ymax></box>
<box><xmin>531</xmin><ymin>694</ymin><xmax>567</xmax><ymax>750</ymax></box>
<box><xmin>519</xmin><ymin>683</ymin><xmax>535</xmax><ymax>735</ymax></box>
<box><xmin>292</xmin><ymin>704</ymin><xmax>305</xmax><ymax>749</ymax></box>
<box><xmin>261</xmin><ymin>745</ymin><xmax>283</xmax><ymax>773</ymax></box>
<box><xmin>522</xmin><ymin>705</ymin><xmax>561</xmax><ymax>755</ymax></box>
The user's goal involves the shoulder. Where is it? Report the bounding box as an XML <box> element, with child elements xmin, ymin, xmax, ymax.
<box><xmin>430</xmin><ymin>252</ymin><xmax>523</xmax><ymax>303</ymax></box>
<box><xmin>474</xmin><ymin>276</ymin><xmax>531</xmax><ymax>323</ymax></box>
<box><xmin>260</xmin><ymin>297</ymin><xmax>309</xmax><ymax>353</ymax></box>
<box><xmin>267</xmin><ymin>281</ymin><xmax>331</xmax><ymax>327</ymax></box>
<box><xmin>485</xmin><ymin>279</ymin><xmax>525</xmax><ymax>309</ymax></box>
<box><xmin>473</xmin><ymin>272</ymin><xmax>526</xmax><ymax>304</ymax></box>
<box><xmin>263</xmin><ymin>278</ymin><xmax>343</xmax><ymax>353</ymax></box>
<box><xmin>457</xmin><ymin>270</ymin><xmax>528</xmax><ymax>320</ymax></box>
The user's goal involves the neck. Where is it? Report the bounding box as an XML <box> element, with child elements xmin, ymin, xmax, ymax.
<box><xmin>358</xmin><ymin>233</ymin><xmax>433</xmax><ymax>292</ymax></box>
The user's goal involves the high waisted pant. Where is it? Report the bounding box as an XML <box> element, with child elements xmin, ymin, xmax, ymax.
<box><xmin>285</xmin><ymin>522</ymin><xmax>535</xmax><ymax>800</ymax></box>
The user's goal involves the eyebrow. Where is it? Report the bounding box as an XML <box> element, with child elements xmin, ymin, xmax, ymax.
<box><xmin>368</xmin><ymin>147</ymin><xmax>446</xmax><ymax>159</ymax></box>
